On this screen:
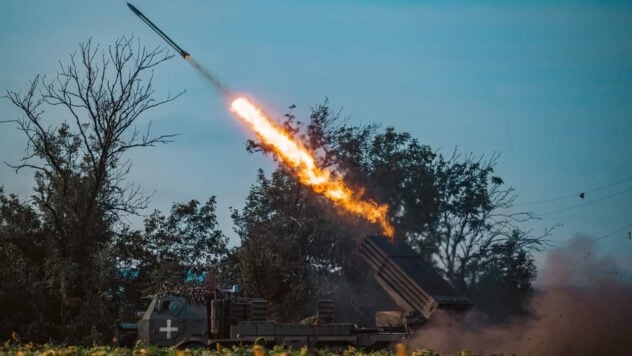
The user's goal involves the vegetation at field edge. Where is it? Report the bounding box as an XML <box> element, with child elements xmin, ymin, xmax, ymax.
<box><xmin>1</xmin><ymin>341</ymin><xmax>494</xmax><ymax>356</ymax></box>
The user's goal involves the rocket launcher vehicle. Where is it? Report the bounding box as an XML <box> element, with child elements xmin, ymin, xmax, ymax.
<box><xmin>118</xmin><ymin>235</ymin><xmax>473</xmax><ymax>348</ymax></box>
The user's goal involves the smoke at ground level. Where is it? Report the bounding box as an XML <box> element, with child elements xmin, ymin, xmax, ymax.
<box><xmin>411</xmin><ymin>235</ymin><xmax>632</xmax><ymax>355</ymax></box>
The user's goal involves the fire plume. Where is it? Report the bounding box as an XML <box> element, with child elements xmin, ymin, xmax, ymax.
<box><xmin>230</xmin><ymin>96</ymin><xmax>394</xmax><ymax>237</ymax></box>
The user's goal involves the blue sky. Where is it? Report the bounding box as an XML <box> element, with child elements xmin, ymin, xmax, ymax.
<box><xmin>1</xmin><ymin>1</ymin><xmax>631</xmax><ymax>267</ymax></box>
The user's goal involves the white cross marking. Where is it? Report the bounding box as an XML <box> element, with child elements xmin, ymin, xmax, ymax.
<box><xmin>159</xmin><ymin>319</ymin><xmax>179</xmax><ymax>339</ymax></box>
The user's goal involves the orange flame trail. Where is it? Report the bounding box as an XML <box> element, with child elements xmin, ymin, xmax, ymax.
<box><xmin>230</xmin><ymin>96</ymin><xmax>394</xmax><ymax>237</ymax></box>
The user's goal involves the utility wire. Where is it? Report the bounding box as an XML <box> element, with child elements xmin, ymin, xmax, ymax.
<box><xmin>555</xmin><ymin>222</ymin><xmax>632</xmax><ymax>250</ymax></box>
<box><xmin>516</xmin><ymin>175</ymin><xmax>632</xmax><ymax>206</ymax></box>
<box><xmin>539</xmin><ymin>186</ymin><xmax>632</xmax><ymax>217</ymax></box>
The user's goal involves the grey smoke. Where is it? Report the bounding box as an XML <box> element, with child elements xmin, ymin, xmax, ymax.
<box><xmin>187</xmin><ymin>57</ymin><xmax>231</xmax><ymax>96</ymax></box>
<box><xmin>411</xmin><ymin>234</ymin><xmax>632</xmax><ymax>355</ymax></box>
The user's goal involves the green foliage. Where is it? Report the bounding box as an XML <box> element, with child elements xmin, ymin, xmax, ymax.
<box><xmin>0</xmin><ymin>37</ymin><xmax>181</xmax><ymax>344</ymax></box>
<box><xmin>1</xmin><ymin>342</ymin><xmax>488</xmax><ymax>356</ymax></box>
<box><xmin>2</xmin><ymin>37</ymin><xmax>545</xmax><ymax>344</ymax></box>
<box><xmin>114</xmin><ymin>197</ymin><xmax>229</xmax><ymax>312</ymax></box>
<box><xmin>469</xmin><ymin>230</ymin><xmax>537</xmax><ymax>319</ymax></box>
<box><xmin>0</xmin><ymin>188</ymin><xmax>57</xmax><ymax>341</ymax></box>
<box><xmin>231</xmin><ymin>101</ymin><xmax>545</xmax><ymax>322</ymax></box>
<box><xmin>230</xmin><ymin>169</ymin><xmax>353</xmax><ymax>321</ymax></box>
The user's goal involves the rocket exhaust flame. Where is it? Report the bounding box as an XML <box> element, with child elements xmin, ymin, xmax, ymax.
<box><xmin>230</xmin><ymin>97</ymin><xmax>395</xmax><ymax>237</ymax></box>
<box><xmin>181</xmin><ymin>59</ymin><xmax>394</xmax><ymax>236</ymax></box>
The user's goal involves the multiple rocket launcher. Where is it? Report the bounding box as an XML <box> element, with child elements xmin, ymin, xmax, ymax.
<box><xmin>124</xmin><ymin>3</ymin><xmax>470</xmax><ymax>301</ymax></box>
<box><xmin>125</xmin><ymin>4</ymin><xmax>472</xmax><ymax>347</ymax></box>
<box><xmin>133</xmin><ymin>235</ymin><xmax>472</xmax><ymax>349</ymax></box>
<box><xmin>126</xmin><ymin>2</ymin><xmax>472</xmax><ymax>316</ymax></box>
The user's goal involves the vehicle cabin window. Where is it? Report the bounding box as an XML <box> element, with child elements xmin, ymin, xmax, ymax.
<box><xmin>168</xmin><ymin>300</ymin><xmax>183</xmax><ymax>315</ymax></box>
<box><xmin>157</xmin><ymin>298</ymin><xmax>183</xmax><ymax>315</ymax></box>
<box><xmin>160</xmin><ymin>299</ymin><xmax>171</xmax><ymax>312</ymax></box>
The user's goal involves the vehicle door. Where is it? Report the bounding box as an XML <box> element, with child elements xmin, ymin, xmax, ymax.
<box><xmin>151</xmin><ymin>296</ymin><xmax>187</xmax><ymax>346</ymax></box>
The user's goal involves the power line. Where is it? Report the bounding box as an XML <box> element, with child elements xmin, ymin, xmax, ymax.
<box><xmin>516</xmin><ymin>192</ymin><xmax>577</xmax><ymax>206</ymax></box>
<box><xmin>555</xmin><ymin>222</ymin><xmax>632</xmax><ymax>250</ymax></box>
<box><xmin>516</xmin><ymin>175</ymin><xmax>632</xmax><ymax>206</ymax></box>
<box><xmin>539</xmin><ymin>186</ymin><xmax>632</xmax><ymax>217</ymax></box>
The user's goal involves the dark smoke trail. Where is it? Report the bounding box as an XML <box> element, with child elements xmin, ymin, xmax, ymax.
<box><xmin>410</xmin><ymin>234</ymin><xmax>632</xmax><ymax>355</ymax></box>
<box><xmin>187</xmin><ymin>57</ymin><xmax>231</xmax><ymax>96</ymax></box>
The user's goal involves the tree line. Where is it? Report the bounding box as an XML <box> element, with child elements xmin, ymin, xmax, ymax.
<box><xmin>0</xmin><ymin>38</ymin><xmax>546</xmax><ymax>344</ymax></box>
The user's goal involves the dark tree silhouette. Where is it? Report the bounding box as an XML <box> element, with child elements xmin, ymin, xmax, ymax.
<box><xmin>230</xmin><ymin>169</ymin><xmax>355</xmax><ymax>321</ymax></box>
<box><xmin>231</xmin><ymin>101</ymin><xmax>549</xmax><ymax>323</ymax></box>
<box><xmin>429</xmin><ymin>151</ymin><xmax>550</xmax><ymax>293</ymax></box>
<box><xmin>1</xmin><ymin>37</ymin><xmax>180</xmax><ymax>343</ymax></box>
<box><xmin>115</xmin><ymin>197</ymin><xmax>229</xmax><ymax>299</ymax></box>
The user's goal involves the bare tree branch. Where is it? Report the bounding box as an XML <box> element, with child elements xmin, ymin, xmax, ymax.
<box><xmin>429</xmin><ymin>151</ymin><xmax>551</xmax><ymax>290</ymax></box>
<box><xmin>4</xmin><ymin>36</ymin><xmax>180</xmax><ymax>233</ymax></box>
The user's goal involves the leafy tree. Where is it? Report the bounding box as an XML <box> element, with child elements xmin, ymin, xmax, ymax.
<box><xmin>232</xmin><ymin>101</ymin><xmax>546</xmax><ymax>322</ymax></box>
<box><xmin>1</xmin><ymin>37</ymin><xmax>179</xmax><ymax>343</ymax></box>
<box><xmin>469</xmin><ymin>230</ymin><xmax>538</xmax><ymax>320</ymax></box>
<box><xmin>0</xmin><ymin>188</ymin><xmax>51</xmax><ymax>341</ymax></box>
<box><xmin>114</xmin><ymin>197</ymin><xmax>229</xmax><ymax>300</ymax></box>
<box><xmin>231</xmin><ymin>169</ymin><xmax>354</xmax><ymax>321</ymax></box>
<box><xmin>428</xmin><ymin>151</ymin><xmax>547</xmax><ymax>293</ymax></box>
<box><xmin>333</xmin><ymin>126</ymin><xmax>440</xmax><ymax>259</ymax></box>
<box><xmin>246</xmin><ymin>104</ymin><xmax>439</xmax><ymax>256</ymax></box>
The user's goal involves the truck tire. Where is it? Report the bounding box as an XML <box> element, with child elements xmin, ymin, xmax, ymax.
<box><xmin>177</xmin><ymin>342</ymin><xmax>207</xmax><ymax>350</ymax></box>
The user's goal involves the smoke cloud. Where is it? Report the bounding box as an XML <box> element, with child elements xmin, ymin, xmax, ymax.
<box><xmin>411</xmin><ymin>235</ymin><xmax>632</xmax><ymax>355</ymax></box>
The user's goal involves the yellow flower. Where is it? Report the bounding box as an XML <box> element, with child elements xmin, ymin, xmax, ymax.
<box><xmin>132</xmin><ymin>348</ymin><xmax>147</xmax><ymax>356</ymax></box>
<box><xmin>299</xmin><ymin>346</ymin><xmax>309</xmax><ymax>356</ymax></box>
<box><xmin>253</xmin><ymin>344</ymin><xmax>265</xmax><ymax>356</ymax></box>
<box><xmin>396</xmin><ymin>342</ymin><xmax>408</xmax><ymax>356</ymax></box>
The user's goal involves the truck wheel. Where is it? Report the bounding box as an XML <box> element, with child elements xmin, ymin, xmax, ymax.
<box><xmin>179</xmin><ymin>342</ymin><xmax>206</xmax><ymax>350</ymax></box>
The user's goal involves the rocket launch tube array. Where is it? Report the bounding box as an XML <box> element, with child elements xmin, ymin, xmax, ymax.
<box><xmin>360</xmin><ymin>235</ymin><xmax>472</xmax><ymax>320</ymax></box>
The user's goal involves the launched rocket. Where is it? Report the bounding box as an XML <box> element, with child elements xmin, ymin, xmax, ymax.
<box><xmin>127</xmin><ymin>2</ymin><xmax>190</xmax><ymax>59</ymax></box>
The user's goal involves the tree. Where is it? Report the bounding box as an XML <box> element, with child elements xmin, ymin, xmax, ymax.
<box><xmin>428</xmin><ymin>151</ymin><xmax>546</xmax><ymax>293</ymax></box>
<box><xmin>230</xmin><ymin>169</ymin><xmax>354</xmax><ymax>321</ymax></box>
<box><xmin>0</xmin><ymin>187</ymin><xmax>51</xmax><ymax>341</ymax></box>
<box><xmin>114</xmin><ymin>197</ymin><xmax>229</xmax><ymax>302</ymax></box>
<box><xmin>2</xmin><ymin>37</ymin><xmax>180</xmax><ymax>343</ymax></box>
<box><xmin>469</xmin><ymin>230</ymin><xmax>538</xmax><ymax>320</ymax></box>
<box><xmin>232</xmin><ymin>101</ymin><xmax>547</xmax><ymax>322</ymax></box>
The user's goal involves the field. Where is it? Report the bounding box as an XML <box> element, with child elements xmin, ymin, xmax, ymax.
<box><xmin>1</xmin><ymin>342</ymin><xmax>487</xmax><ymax>356</ymax></box>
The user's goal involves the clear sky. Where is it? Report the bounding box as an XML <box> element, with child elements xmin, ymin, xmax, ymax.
<box><xmin>1</xmin><ymin>1</ymin><xmax>631</xmax><ymax>267</ymax></box>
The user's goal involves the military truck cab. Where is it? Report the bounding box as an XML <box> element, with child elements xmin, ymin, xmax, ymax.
<box><xmin>138</xmin><ymin>294</ymin><xmax>209</xmax><ymax>347</ymax></box>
